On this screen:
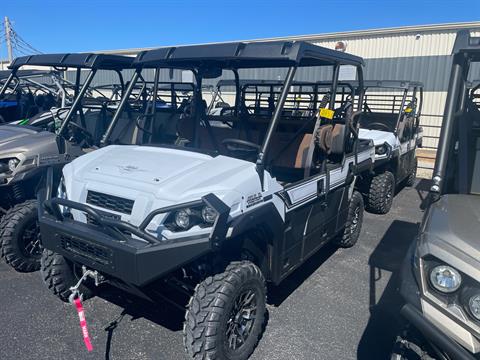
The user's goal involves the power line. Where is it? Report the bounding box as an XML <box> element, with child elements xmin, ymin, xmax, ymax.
<box><xmin>2</xmin><ymin>17</ymin><xmax>43</xmax><ymax>61</ymax></box>
<box><xmin>10</xmin><ymin>28</ymin><xmax>42</xmax><ymax>54</ymax></box>
<box><xmin>12</xmin><ymin>43</ymin><xmax>30</xmax><ymax>57</ymax></box>
<box><xmin>11</xmin><ymin>34</ymin><xmax>39</xmax><ymax>54</ymax></box>
<box><xmin>12</xmin><ymin>40</ymin><xmax>36</xmax><ymax>56</ymax></box>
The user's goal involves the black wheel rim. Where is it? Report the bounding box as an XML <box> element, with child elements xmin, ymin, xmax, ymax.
<box><xmin>21</xmin><ymin>220</ymin><xmax>42</xmax><ymax>259</ymax></box>
<box><xmin>225</xmin><ymin>289</ymin><xmax>257</xmax><ymax>351</ymax></box>
<box><xmin>351</xmin><ymin>205</ymin><xmax>361</xmax><ymax>234</ymax></box>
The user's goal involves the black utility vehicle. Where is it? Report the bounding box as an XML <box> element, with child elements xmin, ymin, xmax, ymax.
<box><xmin>357</xmin><ymin>80</ymin><xmax>423</xmax><ymax>214</ymax></box>
<box><xmin>393</xmin><ymin>30</ymin><xmax>480</xmax><ymax>360</ymax></box>
<box><xmin>38</xmin><ymin>41</ymin><xmax>374</xmax><ymax>360</ymax></box>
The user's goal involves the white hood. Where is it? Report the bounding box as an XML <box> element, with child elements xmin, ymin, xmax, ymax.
<box><xmin>358</xmin><ymin>128</ymin><xmax>398</xmax><ymax>148</ymax></box>
<box><xmin>63</xmin><ymin>145</ymin><xmax>266</xmax><ymax>225</ymax></box>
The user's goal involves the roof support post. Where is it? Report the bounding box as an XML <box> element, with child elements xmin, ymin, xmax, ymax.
<box><xmin>356</xmin><ymin>65</ymin><xmax>365</xmax><ymax>109</ymax></box>
<box><xmin>432</xmin><ymin>52</ymin><xmax>469</xmax><ymax>194</ymax></box>
<box><xmin>0</xmin><ymin>69</ymin><xmax>16</xmax><ymax>98</ymax></box>
<box><xmin>151</xmin><ymin>67</ymin><xmax>160</xmax><ymax>117</ymax></box>
<box><xmin>233</xmin><ymin>69</ymin><xmax>240</xmax><ymax>117</ymax></box>
<box><xmin>329</xmin><ymin>63</ymin><xmax>340</xmax><ymax>109</ymax></box>
<box><xmin>101</xmin><ymin>68</ymin><xmax>141</xmax><ymax>146</ymax></box>
<box><xmin>58</xmin><ymin>68</ymin><xmax>97</xmax><ymax>138</ymax></box>
<box><xmin>256</xmin><ymin>65</ymin><xmax>297</xmax><ymax>188</ymax></box>
<box><xmin>395</xmin><ymin>89</ymin><xmax>408</xmax><ymax>135</ymax></box>
<box><xmin>74</xmin><ymin>68</ymin><xmax>82</xmax><ymax>97</ymax></box>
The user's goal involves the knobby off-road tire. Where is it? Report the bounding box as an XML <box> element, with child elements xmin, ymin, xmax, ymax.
<box><xmin>366</xmin><ymin>171</ymin><xmax>395</xmax><ymax>214</ymax></box>
<box><xmin>405</xmin><ymin>158</ymin><xmax>418</xmax><ymax>187</ymax></box>
<box><xmin>1</xmin><ymin>199</ymin><xmax>42</xmax><ymax>272</ymax></box>
<box><xmin>335</xmin><ymin>190</ymin><xmax>364</xmax><ymax>248</ymax></box>
<box><xmin>184</xmin><ymin>261</ymin><xmax>267</xmax><ymax>360</ymax></box>
<box><xmin>40</xmin><ymin>249</ymin><xmax>94</xmax><ymax>302</ymax></box>
<box><xmin>0</xmin><ymin>212</ymin><xmax>6</xmax><ymax>252</ymax></box>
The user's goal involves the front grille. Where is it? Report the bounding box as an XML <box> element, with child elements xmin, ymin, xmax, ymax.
<box><xmin>59</xmin><ymin>234</ymin><xmax>112</xmax><ymax>266</ymax></box>
<box><xmin>86</xmin><ymin>191</ymin><xmax>134</xmax><ymax>214</ymax></box>
<box><xmin>86</xmin><ymin>213</ymin><xmax>131</xmax><ymax>237</ymax></box>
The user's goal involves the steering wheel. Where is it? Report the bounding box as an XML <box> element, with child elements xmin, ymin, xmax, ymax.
<box><xmin>135</xmin><ymin>113</ymin><xmax>154</xmax><ymax>136</ymax></box>
<box><xmin>221</xmin><ymin>138</ymin><xmax>260</xmax><ymax>159</ymax></box>
<box><xmin>179</xmin><ymin>99</ymin><xmax>193</xmax><ymax>119</ymax></box>
<box><xmin>368</xmin><ymin>122</ymin><xmax>391</xmax><ymax>132</ymax></box>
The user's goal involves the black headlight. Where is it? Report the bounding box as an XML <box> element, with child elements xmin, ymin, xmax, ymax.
<box><xmin>375</xmin><ymin>143</ymin><xmax>391</xmax><ymax>156</ymax></box>
<box><xmin>164</xmin><ymin>205</ymin><xmax>218</xmax><ymax>232</ymax></box>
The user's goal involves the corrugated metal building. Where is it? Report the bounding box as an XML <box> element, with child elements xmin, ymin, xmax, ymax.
<box><xmin>93</xmin><ymin>22</ymin><xmax>480</xmax><ymax>176</ymax></box>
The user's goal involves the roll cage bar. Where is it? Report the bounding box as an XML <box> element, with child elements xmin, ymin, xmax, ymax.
<box><xmin>432</xmin><ymin>30</ymin><xmax>480</xmax><ymax>195</ymax></box>
<box><xmin>208</xmin><ymin>79</ymin><xmax>355</xmax><ymax>120</ymax></box>
<box><xmin>357</xmin><ymin>80</ymin><xmax>424</xmax><ymax>135</ymax></box>
<box><xmin>0</xmin><ymin>69</ymin><xmax>66</xmax><ymax>101</ymax></box>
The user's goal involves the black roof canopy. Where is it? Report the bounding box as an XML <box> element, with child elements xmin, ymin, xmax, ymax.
<box><xmin>133</xmin><ymin>41</ymin><xmax>364</xmax><ymax>69</ymax></box>
<box><xmin>9</xmin><ymin>53</ymin><xmax>134</xmax><ymax>70</ymax></box>
<box><xmin>452</xmin><ymin>30</ymin><xmax>480</xmax><ymax>61</ymax></box>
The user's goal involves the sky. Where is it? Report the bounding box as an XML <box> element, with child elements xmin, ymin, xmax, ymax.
<box><xmin>1</xmin><ymin>0</ymin><xmax>479</xmax><ymax>57</ymax></box>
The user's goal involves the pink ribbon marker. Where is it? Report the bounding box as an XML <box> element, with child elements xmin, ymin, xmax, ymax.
<box><xmin>73</xmin><ymin>297</ymin><xmax>94</xmax><ymax>351</ymax></box>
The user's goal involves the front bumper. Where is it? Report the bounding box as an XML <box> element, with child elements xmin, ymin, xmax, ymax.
<box><xmin>39</xmin><ymin>169</ymin><xmax>230</xmax><ymax>287</ymax></box>
<box><xmin>401</xmin><ymin>304</ymin><xmax>477</xmax><ymax>360</ymax></box>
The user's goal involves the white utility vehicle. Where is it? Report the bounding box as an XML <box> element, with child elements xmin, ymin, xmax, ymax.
<box><xmin>357</xmin><ymin>80</ymin><xmax>423</xmax><ymax>214</ymax></box>
<box><xmin>39</xmin><ymin>41</ymin><xmax>374</xmax><ymax>360</ymax></box>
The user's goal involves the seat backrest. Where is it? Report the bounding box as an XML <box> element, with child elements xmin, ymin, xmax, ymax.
<box><xmin>177</xmin><ymin>113</ymin><xmax>195</xmax><ymax>142</ymax></box>
<box><xmin>314</xmin><ymin>123</ymin><xmax>346</xmax><ymax>156</ymax></box>
<box><xmin>82</xmin><ymin>108</ymin><xmax>112</xmax><ymax>145</ymax></box>
<box><xmin>269</xmin><ymin>132</ymin><xmax>312</xmax><ymax>169</ymax></box>
<box><xmin>150</xmin><ymin>110</ymin><xmax>182</xmax><ymax>143</ymax></box>
<box><xmin>108</xmin><ymin>109</ymin><xmax>136</xmax><ymax>144</ymax></box>
<box><xmin>329</xmin><ymin>124</ymin><xmax>346</xmax><ymax>155</ymax></box>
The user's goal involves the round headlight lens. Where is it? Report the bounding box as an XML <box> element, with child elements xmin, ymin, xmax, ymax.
<box><xmin>8</xmin><ymin>158</ymin><xmax>19</xmax><ymax>172</ymax></box>
<box><xmin>429</xmin><ymin>265</ymin><xmax>462</xmax><ymax>293</ymax></box>
<box><xmin>469</xmin><ymin>295</ymin><xmax>480</xmax><ymax>320</ymax></box>
<box><xmin>375</xmin><ymin>145</ymin><xmax>387</xmax><ymax>155</ymax></box>
<box><xmin>175</xmin><ymin>209</ymin><xmax>190</xmax><ymax>229</ymax></box>
<box><xmin>201</xmin><ymin>206</ymin><xmax>217</xmax><ymax>224</ymax></box>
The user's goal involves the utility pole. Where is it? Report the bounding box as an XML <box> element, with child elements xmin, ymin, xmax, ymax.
<box><xmin>4</xmin><ymin>16</ymin><xmax>13</xmax><ymax>63</ymax></box>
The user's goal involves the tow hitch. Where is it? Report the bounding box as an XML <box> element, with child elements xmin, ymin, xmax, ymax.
<box><xmin>68</xmin><ymin>266</ymin><xmax>103</xmax><ymax>303</ymax></box>
<box><xmin>68</xmin><ymin>267</ymin><xmax>103</xmax><ymax>352</ymax></box>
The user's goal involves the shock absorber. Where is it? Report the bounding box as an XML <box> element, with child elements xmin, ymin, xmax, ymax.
<box><xmin>11</xmin><ymin>183</ymin><xmax>25</xmax><ymax>202</ymax></box>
